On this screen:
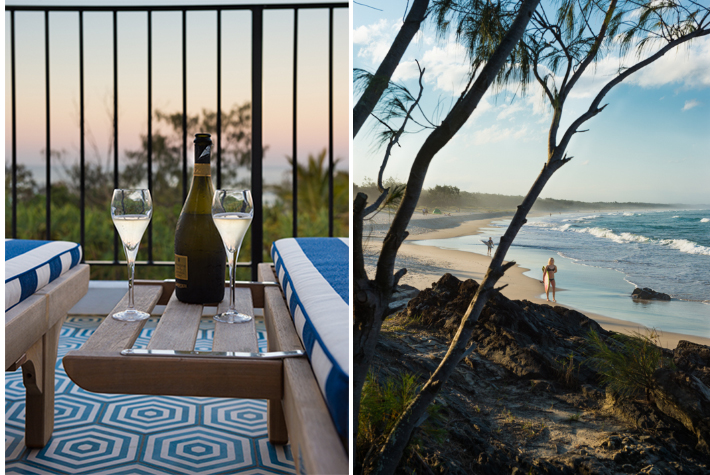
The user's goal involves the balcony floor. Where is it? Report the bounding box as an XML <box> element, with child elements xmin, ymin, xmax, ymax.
<box><xmin>5</xmin><ymin>315</ymin><xmax>296</xmax><ymax>475</ymax></box>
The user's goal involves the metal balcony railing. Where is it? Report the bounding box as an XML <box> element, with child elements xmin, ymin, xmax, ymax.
<box><xmin>6</xmin><ymin>2</ymin><xmax>347</xmax><ymax>280</ymax></box>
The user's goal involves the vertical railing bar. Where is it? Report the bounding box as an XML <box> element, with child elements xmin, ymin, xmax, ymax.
<box><xmin>328</xmin><ymin>7</ymin><xmax>334</xmax><ymax>237</ymax></box>
<box><xmin>79</xmin><ymin>11</ymin><xmax>86</xmax><ymax>255</ymax></box>
<box><xmin>11</xmin><ymin>11</ymin><xmax>17</xmax><ymax>239</ymax></box>
<box><xmin>147</xmin><ymin>10</ymin><xmax>153</xmax><ymax>263</ymax></box>
<box><xmin>251</xmin><ymin>6</ymin><xmax>263</xmax><ymax>281</ymax></box>
<box><xmin>9</xmin><ymin>4</ymin><xmax>346</xmax><ymax>268</ymax></box>
<box><xmin>182</xmin><ymin>9</ymin><xmax>187</xmax><ymax>202</ymax></box>
<box><xmin>217</xmin><ymin>8</ymin><xmax>222</xmax><ymax>189</ymax></box>
<box><xmin>292</xmin><ymin>8</ymin><xmax>298</xmax><ymax>238</ymax></box>
<box><xmin>45</xmin><ymin>10</ymin><xmax>51</xmax><ymax>241</ymax></box>
<box><xmin>113</xmin><ymin>10</ymin><xmax>119</xmax><ymax>264</ymax></box>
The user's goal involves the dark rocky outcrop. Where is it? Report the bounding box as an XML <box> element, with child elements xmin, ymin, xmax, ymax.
<box><xmin>402</xmin><ymin>273</ymin><xmax>607</xmax><ymax>382</ymax></box>
<box><xmin>397</xmin><ymin>273</ymin><xmax>710</xmax><ymax>458</ymax></box>
<box><xmin>632</xmin><ymin>287</ymin><xmax>671</xmax><ymax>301</ymax></box>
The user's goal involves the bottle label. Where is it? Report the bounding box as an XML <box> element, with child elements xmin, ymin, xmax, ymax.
<box><xmin>175</xmin><ymin>254</ymin><xmax>188</xmax><ymax>280</ymax></box>
<box><xmin>194</xmin><ymin>163</ymin><xmax>211</xmax><ymax>177</ymax></box>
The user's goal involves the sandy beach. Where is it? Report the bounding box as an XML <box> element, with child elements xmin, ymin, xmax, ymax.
<box><xmin>363</xmin><ymin>211</ymin><xmax>710</xmax><ymax>348</ymax></box>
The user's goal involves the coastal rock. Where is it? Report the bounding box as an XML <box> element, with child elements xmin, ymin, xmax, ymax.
<box><xmin>397</xmin><ymin>273</ymin><xmax>710</xmax><ymax>458</ymax></box>
<box><xmin>673</xmin><ymin>340</ymin><xmax>710</xmax><ymax>386</ymax></box>
<box><xmin>385</xmin><ymin>284</ymin><xmax>420</xmax><ymax>316</ymax></box>
<box><xmin>401</xmin><ymin>273</ymin><xmax>608</xmax><ymax>381</ymax></box>
<box><xmin>631</xmin><ymin>287</ymin><xmax>671</xmax><ymax>301</ymax></box>
<box><xmin>652</xmin><ymin>368</ymin><xmax>710</xmax><ymax>453</ymax></box>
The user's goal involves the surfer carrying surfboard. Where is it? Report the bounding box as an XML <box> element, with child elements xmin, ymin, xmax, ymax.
<box><xmin>542</xmin><ymin>257</ymin><xmax>558</xmax><ymax>302</ymax></box>
<box><xmin>486</xmin><ymin>237</ymin><xmax>494</xmax><ymax>256</ymax></box>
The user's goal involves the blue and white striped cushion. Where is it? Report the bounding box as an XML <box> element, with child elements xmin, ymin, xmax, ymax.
<box><xmin>5</xmin><ymin>239</ymin><xmax>83</xmax><ymax>311</ymax></box>
<box><xmin>271</xmin><ymin>237</ymin><xmax>349</xmax><ymax>441</ymax></box>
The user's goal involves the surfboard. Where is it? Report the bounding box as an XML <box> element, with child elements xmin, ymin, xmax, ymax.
<box><xmin>542</xmin><ymin>266</ymin><xmax>549</xmax><ymax>293</ymax></box>
<box><xmin>481</xmin><ymin>239</ymin><xmax>494</xmax><ymax>247</ymax></box>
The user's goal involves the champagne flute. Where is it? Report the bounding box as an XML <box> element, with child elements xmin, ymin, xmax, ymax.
<box><xmin>111</xmin><ymin>189</ymin><xmax>153</xmax><ymax>321</ymax></box>
<box><xmin>212</xmin><ymin>190</ymin><xmax>254</xmax><ymax>323</ymax></box>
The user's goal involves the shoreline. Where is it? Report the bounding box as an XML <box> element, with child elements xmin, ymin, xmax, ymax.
<box><xmin>365</xmin><ymin>212</ymin><xmax>710</xmax><ymax>348</ymax></box>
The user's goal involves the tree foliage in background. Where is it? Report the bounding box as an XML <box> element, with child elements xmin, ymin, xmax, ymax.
<box><xmin>265</xmin><ymin>149</ymin><xmax>349</xmax><ymax>240</ymax></box>
<box><xmin>427</xmin><ymin>184</ymin><xmax>461</xmax><ymax>207</ymax></box>
<box><xmin>5</xmin><ymin>101</ymin><xmax>348</xmax><ymax>280</ymax></box>
<box><xmin>355</xmin><ymin>180</ymin><xmax>686</xmax><ymax>212</ymax></box>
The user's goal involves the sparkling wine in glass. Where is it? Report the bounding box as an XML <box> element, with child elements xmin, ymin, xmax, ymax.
<box><xmin>111</xmin><ymin>189</ymin><xmax>153</xmax><ymax>321</ymax></box>
<box><xmin>212</xmin><ymin>190</ymin><xmax>254</xmax><ymax>323</ymax></box>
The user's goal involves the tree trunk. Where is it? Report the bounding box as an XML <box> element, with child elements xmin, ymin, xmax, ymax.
<box><xmin>353</xmin><ymin>193</ymin><xmax>392</xmax><ymax>442</ymax></box>
<box><xmin>368</xmin><ymin>153</ymin><xmax>566</xmax><ymax>475</ymax></box>
<box><xmin>353</xmin><ymin>0</ymin><xmax>429</xmax><ymax>138</ymax></box>
<box><xmin>357</xmin><ymin>0</ymin><xmax>543</xmax><ymax>472</ymax></box>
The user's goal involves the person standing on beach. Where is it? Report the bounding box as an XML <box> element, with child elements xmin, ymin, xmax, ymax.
<box><xmin>544</xmin><ymin>257</ymin><xmax>558</xmax><ymax>302</ymax></box>
<box><xmin>486</xmin><ymin>237</ymin><xmax>494</xmax><ymax>256</ymax></box>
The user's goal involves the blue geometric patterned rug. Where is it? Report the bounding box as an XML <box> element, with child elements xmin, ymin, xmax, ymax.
<box><xmin>5</xmin><ymin>316</ymin><xmax>296</xmax><ymax>475</ymax></box>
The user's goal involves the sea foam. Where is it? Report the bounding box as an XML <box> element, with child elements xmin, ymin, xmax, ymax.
<box><xmin>573</xmin><ymin>227</ymin><xmax>649</xmax><ymax>244</ymax></box>
<box><xmin>571</xmin><ymin>227</ymin><xmax>710</xmax><ymax>256</ymax></box>
<box><xmin>701</xmin><ymin>218</ymin><xmax>709</xmax><ymax>223</ymax></box>
<box><xmin>658</xmin><ymin>238</ymin><xmax>710</xmax><ymax>256</ymax></box>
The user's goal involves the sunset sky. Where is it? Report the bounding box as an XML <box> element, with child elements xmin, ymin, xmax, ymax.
<box><xmin>5</xmin><ymin>0</ymin><xmax>349</xmax><ymax>187</ymax></box>
<box><xmin>354</xmin><ymin>1</ymin><xmax>710</xmax><ymax>205</ymax></box>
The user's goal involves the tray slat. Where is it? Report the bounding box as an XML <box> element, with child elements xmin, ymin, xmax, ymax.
<box><xmin>213</xmin><ymin>287</ymin><xmax>258</xmax><ymax>353</ymax></box>
<box><xmin>148</xmin><ymin>291</ymin><xmax>204</xmax><ymax>351</ymax></box>
<box><xmin>81</xmin><ymin>285</ymin><xmax>163</xmax><ymax>352</ymax></box>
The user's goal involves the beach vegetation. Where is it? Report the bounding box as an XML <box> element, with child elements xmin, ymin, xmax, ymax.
<box><xmin>353</xmin><ymin>0</ymin><xmax>709</xmax><ymax>472</ymax></box>
<box><xmin>357</xmin><ymin>370</ymin><xmax>444</xmax><ymax>473</ymax></box>
<box><xmin>584</xmin><ymin>329</ymin><xmax>674</xmax><ymax>402</ymax></box>
<box><xmin>555</xmin><ymin>352</ymin><xmax>579</xmax><ymax>389</ymax></box>
<box><xmin>567</xmin><ymin>412</ymin><xmax>582</xmax><ymax>422</ymax></box>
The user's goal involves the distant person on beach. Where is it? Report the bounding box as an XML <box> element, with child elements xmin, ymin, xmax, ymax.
<box><xmin>486</xmin><ymin>237</ymin><xmax>494</xmax><ymax>256</ymax></box>
<box><xmin>543</xmin><ymin>257</ymin><xmax>558</xmax><ymax>302</ymax></box>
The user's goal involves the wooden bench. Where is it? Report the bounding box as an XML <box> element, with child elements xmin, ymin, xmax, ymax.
<box><xmin>5</xmin><ymin>263</ymin><xmax>90</xmax><ymax>447</ymax></box>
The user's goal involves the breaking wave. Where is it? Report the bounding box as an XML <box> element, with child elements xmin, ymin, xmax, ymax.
<box><xmin>570</xmin><ymin>227</ymin><xmax>710</xmax><ymax>256</ymax></box>
<box><xmin>658</xmin><ymin>238</ymin><xmax>710</xmax><ymax>256</ymax></box>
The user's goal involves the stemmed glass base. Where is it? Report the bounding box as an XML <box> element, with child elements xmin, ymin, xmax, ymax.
<box><xmin>113</xmin><ymin>309</ymin><xmax>151</xmax><ymax>321</ymax></box>
<box><xmin>214</xmin><ymin>311</ymin><xmax>252</xmax><ymax>324</ymax></box>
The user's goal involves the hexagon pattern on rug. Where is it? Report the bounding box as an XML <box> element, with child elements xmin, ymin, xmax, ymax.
<box><xmin>5</xmin><ymin>317</ymin><xmax>296</xmax><ymax>475</ymax></box>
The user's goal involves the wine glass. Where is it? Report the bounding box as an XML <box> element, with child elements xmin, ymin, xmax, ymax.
<box><xmin>211</xmin><ymin>190</ymin><xmax>254</xmax><ymax>323</ymax></box>
<box><xmin>111</xmin><ymin>189</ymin><xmax>153</xmax><ymax>321</ymax></box>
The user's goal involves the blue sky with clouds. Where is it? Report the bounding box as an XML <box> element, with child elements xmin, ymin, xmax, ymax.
<box><xmin>353</xmin><ymin>1</ymin><xmax>710</xmax><ymax>205</ymax></box>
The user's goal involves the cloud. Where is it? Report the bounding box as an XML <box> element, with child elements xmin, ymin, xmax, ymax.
<box><xmin>393</xmin><ymin>39</ymin><xmax>471</xmax><ymax>94</ymax></box>
<box><xmin>682</xmin><ymin>99</ymin><xmax>700</xmax><ymax>111</ymax></box>
<box><xmin>581</xmin><ymin>160</ymin><xmax>590</xmax><ymax>166</ymax></box>
<box><xmin>472</xmin><ymin>124</ymin><xmax>530</xmax><ymax>145</ymax></box>
<box><xmin>496</xmin><ymin>102</ymin><xmax>526</xmax><ymax>121</ymax></box>
<box><xmin>354</xmin><ymin>19</ymin><xmax>403</xmax><ymax>66</ymax></box>
<box><xmin>626</xmin><ymin>40</ymin><xmax>710</xmax><ymax>89</ymax></box>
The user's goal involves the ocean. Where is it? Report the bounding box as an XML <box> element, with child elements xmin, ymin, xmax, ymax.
<box><xmin>414</xmin><ymin>209</ymin><xmax>710</xmax><ymax>339</ymax></box>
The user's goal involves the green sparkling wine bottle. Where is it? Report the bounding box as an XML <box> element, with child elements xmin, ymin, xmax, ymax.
<box><xmin>174</xmin><ymin>133</ymin><xmax>226</xmax><ymax>303</ymax></box>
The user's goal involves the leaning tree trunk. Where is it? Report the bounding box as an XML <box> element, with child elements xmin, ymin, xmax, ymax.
<box><xmin>367</xmin><ymin>152</ymin><xmax>568</xmax><ymax>474</ymax></box>
<box><xmin>354</xmin><ymin>0</ymin><xmax>543</xmax><ymax>467</ymax></box>
<box><xmin>353</xmin><ymin>0</ymin><xmax>429</xmax><ymax>138</ymax></box>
